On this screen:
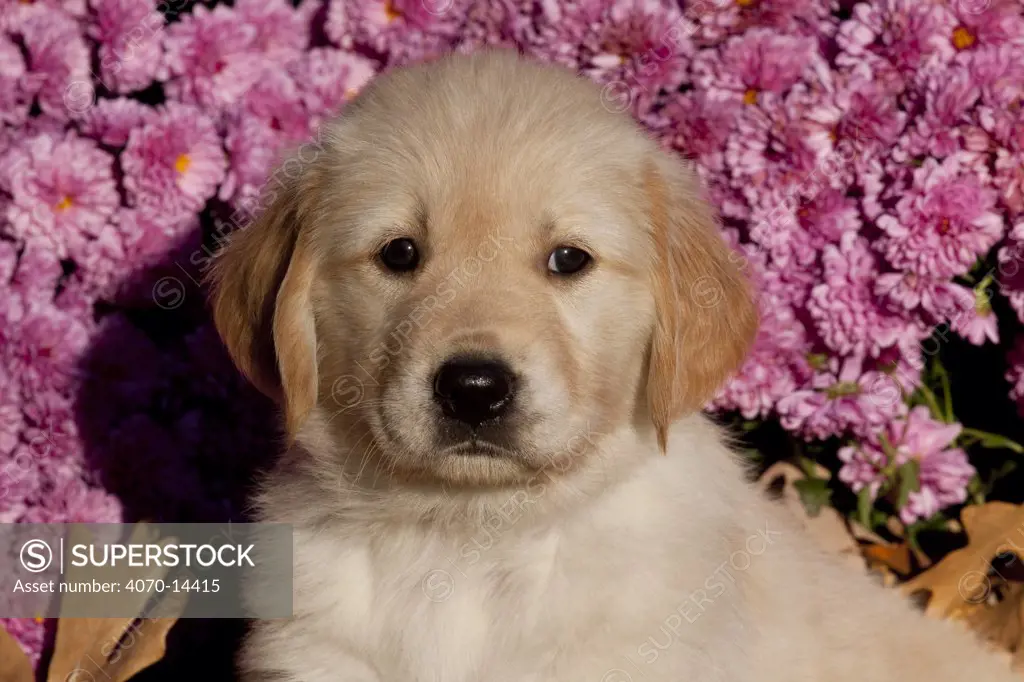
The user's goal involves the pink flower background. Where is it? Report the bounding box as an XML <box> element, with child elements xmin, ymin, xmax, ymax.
<box><xmin>2</xmin><ymin>0</ymin><xmax>1024</xmax><ymax>670</ymax></box>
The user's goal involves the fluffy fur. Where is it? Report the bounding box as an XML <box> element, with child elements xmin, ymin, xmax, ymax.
<box><xmin>208</xmin><ymin>51</ymin><xmax>1017</xmax><ymax>682</ymax></box>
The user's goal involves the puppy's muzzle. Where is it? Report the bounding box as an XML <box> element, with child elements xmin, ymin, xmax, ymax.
<box><xmin>433</xmin><ymin>355</ymin><xmax>516</xmax><ymax>427</ymax></box>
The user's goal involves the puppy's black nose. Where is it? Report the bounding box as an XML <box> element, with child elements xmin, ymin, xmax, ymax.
<box><xmin>433</xmin><ymin>356</ymin><xmax>515</xmax><ymax>427</ymax></box>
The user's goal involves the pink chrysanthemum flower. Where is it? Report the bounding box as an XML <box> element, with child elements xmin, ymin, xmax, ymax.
<box><xmin>997</xmin><ymin>222</ymin><xmax>1024</xmax><ymax>324</ymax></box>
<box><xmin>687</xmin><ymin>0</ymin><xmax>832</xmax><ymax>47</ymax></box>
<box><xmin>0</xmin><ymin>35</ymin><xmax>31</xmax><ymax>126</ymax></box>
<box><xmin>10</xmin><ymin>240</ymin><xmax>63</xmax><ymax>309</ymax></box>
<box><xmin>163</xmin><ymin>3</ymin><xmax>262</xmax><ymax>111</ymax></box>
<box><xmin>0</xmin><ymin>0</ymin><xmax>86</xmax><ymax>33</ymax></box>
<box><xmin>293</xmin><ymin>48</ymin><xmax>377</xmax><ymax>123</ymax></box>
<box><xmin>121</xmin><ymin>103</ymin><xmax>226</xmax><ymax>223</ymax></box>
<box><xmin>0</xmin><ymin>364</ymin><xmax>22</xmax><ymax>457</ymax></box>
<box><xmin>219</xmin><ymin>114</ymin><xmax>292</xmax><ymax>209</ymax></box>
<box><xmin>838</xmin><ymin>406</ymin><xmax>975</xmax><ymax>525</ymax></box>
<box><xmin>836</xmin><ymin>0</ymin><xmax>956</xmax><ymax>76</ymax></box>
<box><xmin>326</xmin><ymin>0</ymin><xmax>467</xmax><ymax>64</ymax></box>
<box><xmin>1008</xmin><ymin>336</ymin><xmax>1024</xmax><ymax>417</ymax></box>
<box><xmin>712</xmin><ymin>232</ymin><xmax>813</xmax><ymax>419</ymax></box>
<box><xmin>809</xmin><ymin>77</ymin><xmax>906</xmax><ymax>167</ymax></box>
<box><xmin>948</xmin><ymin>0</ymin><xmax>1024</xmax><ymax>50</ymax></box>
<box><xmin>807</xmin><ymin>234</ymin><xmax>922</xmax><ymax>357</ymax></box>
<box><xmin>79</xmin><ymin>97</ymin><xmax>154</xmax><ymax>148</ymax></box>
<box><xmin>994</xmin><ymin>149</ymin><xmax>1024</xmax><ymax>217</ymax></box>
<box><xmin>951</xmin><ymin>287</ymin><xmax>1000</xmax><ymax>346</ymax></box>
<box><xmin>875</xmin><ymin>272</ymin><xmax>969</xmax><ymax>318</ymax></box>
<box><xmin>235</xmin><ymin>66</ymin><xmax>310</xmax><ymax>140</ymax></box>
<box><xmin>16</xmin><ymin>9</ymin><xmax>92</xmax><ymax>121</ymax></box>
<box><xmin>455</xmin><ymin>0</ymin><xmax>533</xmax><ymax>52</ymax></box>
<box><xmin>699</xmin><ymin>27</ymin><xmax>814</xmax><ymax>102</ymax></box>
<box><xmin>970</xmin><ymin>44</ymin><xmax>1024</xmax><ymax>114</ymax></box>
<box><xmin>235</xmin><ymin>0</ymin><xmax>314</xmax><ymax>56</ymax></box>
<box><xmin>877</xmin><ymin>155</ymin><xmax>1004</xmax><ymax>279</ymax></box>
<box><xmin>727</xmin><ymin>86</ymin><xmax>844</xmax><ymax>199</ymax></box>
<box><xmin>777</xmin><ymin>354</ymin><xmax>908</xmax><ymax>441</ymax></box>
<box><xmin>575</xmin><ymin>0</ymin><xmax>695</xmax><ymax>117</ymax></box>
<box><xmin>660</xmin><ymin>90</ymin><xmax>738</xmax><ymax>172</ymax></box>
<box><xmin>898</xmin><ymin>64</ymin><xmax>978</xmax><ymax>159</ymax></box>
<box><xmin>0</xmin><ymin>133</ymin><xmax>119</xmax><ymax>257</ymax></box>
<box><xmin>713</xmin><ymin>302</ymin><xmax>812</xmax><ymax>420</ymax></box>
<box><xmin>75</xmin><ymin>214</ymin><xmax>190</xmax><ymax>300</ymax></box>
<box><xmin>7</xmin><ymin>303</ymin><xmax>91</xmax><ymax>395</ymax></box>
<box><xmin>90</xmin><ymin>0</ymin><xmax>167</xmax><ymax>93</ymax></box>
<box><xmin>747</xmin><ymin>187</ymin><xmax>860</xmax><ymax>271</ymax></box>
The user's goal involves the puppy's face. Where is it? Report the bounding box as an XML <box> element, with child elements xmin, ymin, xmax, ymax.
<box><xmin>210</xmin><ymin>53</ymin><xmax>757</xmax><ymax>489</ymax></box>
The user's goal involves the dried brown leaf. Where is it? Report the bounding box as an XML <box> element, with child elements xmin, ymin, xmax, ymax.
<box><xmin>0</xmin><ymin>626</ymin><xmax>33</xmax><ymax>682</ymax></box>
<box><xmin>45</xmin><ymin>523</ymin><xmax>188</xmax><ymax>682</ymax></box>
<box><xmin>903</xmin><ymin>502</ymin><xmax>1024</xmax><ymax>667</ymax></box>
<box><xmin>863</xmin><ymin>542</ymin><xmax>913</xmax><ymax>576</ymax></box>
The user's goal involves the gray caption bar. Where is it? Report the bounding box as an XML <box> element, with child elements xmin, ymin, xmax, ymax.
<box><xmin>0</xmin><ymin>523</ymin><xmax>293</xmax><ymax>619</ymax></box>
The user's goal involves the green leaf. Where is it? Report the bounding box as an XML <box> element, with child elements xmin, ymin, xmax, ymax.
<box><xmin>911</xmin><ymin>383</ymin><xmax>944</xmax><ymax>423</ymax></box>
<box><xmin>960</xmin><ymin>427</ymin><xmax>1024</xmax><ymax>454</ymax></box>
<box><xmin>857</xmin><ymin>486</ymin><xmax>875</xmax><ymax>529</ymax></box>
<box><xmin>896</xmin><ymin>459</ymin><xmax>921</xmax><ymax>509</ymax></box>
<box><xmin>793</xmin><ymin>478</ymin><xmax>832</xmax><ymax>518</ymax></box>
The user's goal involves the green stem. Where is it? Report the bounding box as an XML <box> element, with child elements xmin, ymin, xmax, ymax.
<box><xmin>915</xmin><ymin>383</ymin><xmax>944</xmax><ymax>423</ymax></box>
<box><xmin>934</xmin><ymin>363</ymin><xmax>953</xmax><ymax>423</ymax></box>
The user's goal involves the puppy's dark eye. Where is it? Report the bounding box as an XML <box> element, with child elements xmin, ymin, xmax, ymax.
<box><xmin>380</xmin><ymin>238</ymin><xmax>419</xmax><ymax>272</ymax></box>
<box><xmin>547</xmin><ymin>246</ymin><xmax>591</xmax><ymax>275</ymax></box>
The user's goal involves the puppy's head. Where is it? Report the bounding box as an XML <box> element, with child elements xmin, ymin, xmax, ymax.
<box><xmin>209</xmin><ymin>51</ymin><xmax>757</xmax><ymax>490</ymax></box>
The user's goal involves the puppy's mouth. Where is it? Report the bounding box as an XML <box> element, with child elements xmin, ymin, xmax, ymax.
<box><xmin>442</xmin><ymin>437</ymin><xmax>516</xmax><ymax>459</ymax></box>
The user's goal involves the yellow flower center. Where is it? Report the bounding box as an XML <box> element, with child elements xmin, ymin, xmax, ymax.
<box><xmin>345</xmin><ymin>88</ymin><xmax>360</xmax><ymax>99</ymax></box>
<box><xmin>952</xmin><ymin>26</ymin><xmax>976</xmax><ymax>51</ymax></box>
<box><xmin>743</xmin><ymin>88</ymin><xmax>758</xmax><ymax>105</ymax></box>
<box><xmin>736</xmin><ymin>0</ymin><xmax>757</xmax><ymax>6</ymax></box>
<box><xmin>34</xmin><ymin>616</ymin><xmax>44</xmax><ymax>624</ymax></box>
<box><xmin>384</xmin><ymin>0</ymin><xmax>402</xmax><ymax>22</ymax></box>
<box><xmin>55</xmin><ymin>196</ymin><xmax>72</xmax><ymax>211</ymax></box>
<box><xmin>174</xmin><ymin>153</ymin><xmax>191</xmax><ymax>174</ymax></box>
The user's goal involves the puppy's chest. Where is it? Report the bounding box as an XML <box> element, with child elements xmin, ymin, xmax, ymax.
<box><xmin>298</xmin><ymin>525</ymin><xmax>587</xmax><ymax>680</ymax></box>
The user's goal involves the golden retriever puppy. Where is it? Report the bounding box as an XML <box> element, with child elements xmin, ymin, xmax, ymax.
<box><xmin>209</xmin><ymin>50</ymin><xmax>1015</xmax><ymax>682</ymax></box>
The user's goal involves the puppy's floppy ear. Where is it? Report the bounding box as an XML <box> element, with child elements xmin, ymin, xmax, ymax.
<box><xmin>207</xmin><ymin>181</ymin><xmax>319</xmax><ymax>438</ymax></box>
<box><xmin>643</xmin><ymin>153</ymin><xmax>758</xmax><ymax>451</ymax></box>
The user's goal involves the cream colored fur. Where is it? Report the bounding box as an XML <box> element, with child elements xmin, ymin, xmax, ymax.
<box><xmin>208</xmin><ymin>51</ymin><xmax>1017</xmax><ymax>682</ymax></box>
